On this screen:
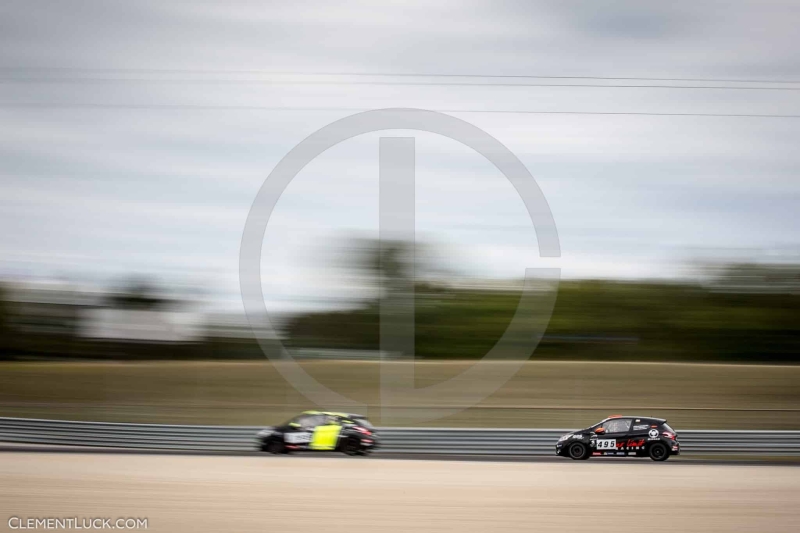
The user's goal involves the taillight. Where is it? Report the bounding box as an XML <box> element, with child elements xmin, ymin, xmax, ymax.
<box><xmin>354</xmin><ymin>426</ymin><xmax>372</xmax><ymax>435</ymax></box>
<box><xmin>662</xmin><ymin>431</ymin><xmax>676</xmax><ymax>440</ymax></box>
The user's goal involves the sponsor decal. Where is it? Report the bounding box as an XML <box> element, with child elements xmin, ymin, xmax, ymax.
<box><xmin>572</xmin><ymin>434</ymin><xmax>583</xmax><ymax>439</ymax></box>
<box><xmin>633</xmin><ymin>424</ymin><xmax>649</xmax><ymax>431</ymax></box>
<box><xmin>285</xmin><ymin>432</ymin><xmax>312</xmax><ymax>444</ymax></box>
<box><xmin>625</xmin><ymin>438</ymin><xmax>646</xmax><ymax>449</ymax></box>
<box><xmin>648</xmin><ymin>429</ymin><xmax>660</xmax><ymax>439</ymax></box>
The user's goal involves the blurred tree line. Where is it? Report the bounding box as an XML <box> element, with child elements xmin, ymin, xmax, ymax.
<box><xmin>282</xmin><ymin>241</ymin><xmax>800</xmax><ymax>362</ymax></box>
<box><xmin>0</xmin><ymin>241</ymin><xmax>798</xmax><ymax>363</ymax></box>
<box><xmin>282</xmin><ymin>277</ymin><xmax>800</xmax><ymax>362</ymax></box>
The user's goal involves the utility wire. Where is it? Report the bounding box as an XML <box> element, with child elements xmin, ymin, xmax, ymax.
<box><xmin>1</xmin><ymin>67</ymin><xmax>799</xmax><ymax>84</ymax></box>
<box><xmin>2</xmin><ymin>102</ymin><xmax>799</xmax><ymax>118</ymax></box>
<box><xmin>1</xmin><ymin>78</ymin><xmax>799</xmax><ymax>91</ymax></box>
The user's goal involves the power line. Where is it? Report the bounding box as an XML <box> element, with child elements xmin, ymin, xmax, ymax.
<box><xmin>1</xmin><ymin>78</ymin><xmax>799</xmax><ymax>91</ymax></box>
<box><xmin>1</xmin><ymin>67</ymin><xmax>799</xmax><ymax>84</ymax></box>
<box><xmin>2</xmin><ymin>102</ymin><xmax>799</xmax><ymax>118</ymax></box>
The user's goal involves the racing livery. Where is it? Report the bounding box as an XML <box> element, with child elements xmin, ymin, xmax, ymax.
<box><xmin>257</xmin><ymin>411</ymin><xmax>379</xmax><ymax>456</ymax></box>
<box><xmin>555</xmin><ymin>415</ymin><xmax>680</xmax><ymax>461</ymax></box>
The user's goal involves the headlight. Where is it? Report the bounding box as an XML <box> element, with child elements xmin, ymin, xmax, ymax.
<box><xmin>256</xmin><ymin>429</ymin><xmax>273</xmax><ymax>438</ymax></box>
<box><xmin>558</xmin><ymin>434</ymin><xmax>572</xmax><ymax>442</ymax></box>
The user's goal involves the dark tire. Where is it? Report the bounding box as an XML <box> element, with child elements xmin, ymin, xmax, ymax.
<box><xmin>568</xmin><ymin>442</ymin><xmax>589</xmax><ymax>461</ymax></box>
<box><xmin>266</xmin><ymin>438</ymin><xmax>286</xmax><ymax>455</ymax></box>
<box><xmin>648</xmin><ymin>442</ymin><xmax>669</xmax><ymax>462</ymax></box>
<box><xmin>342</xmin><ymin>437</ymin><xmax>361</xmax><ymax>456</ymax></box>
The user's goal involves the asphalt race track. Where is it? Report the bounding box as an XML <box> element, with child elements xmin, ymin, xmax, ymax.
<box><xmin>2</xmin><ymin>451</ymin><xmax>799</xmax><ymax>532</ymax></box>
<box><xmin>2</xmin><ymin>443</ymin><xmax>800</xmax><ymax>466</ymax></box>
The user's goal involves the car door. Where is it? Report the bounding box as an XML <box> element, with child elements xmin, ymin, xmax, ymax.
<box><xmin>596</xmin><ymin>418</ymin><xmax>633</xmax><ymax>455</ymax></box>
<box><xmin>283</xmin><ymin>414</ymin><xmax>320</xmax><ymax>449</ymax></box>
<box><xmin>310</xmin><ymin>415</ymin><xmax>342</xmax><ymax>451</ymax></box>
<box><xmin>626</xmin><ymin>418</ymin><xmax>652</xmax><ymax>452</ymax></box>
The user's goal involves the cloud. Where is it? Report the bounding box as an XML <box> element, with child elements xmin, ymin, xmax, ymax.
<box><xmin>1</xmin><ymin>0</ymin><xmax>799</xmax><ymax>310</ymax></box>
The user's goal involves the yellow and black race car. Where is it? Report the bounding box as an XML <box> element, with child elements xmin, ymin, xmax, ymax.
<box><xmin>256</xmin><ymin>411</ymin><xmax>379</xmax><ymax>456</ymax></box>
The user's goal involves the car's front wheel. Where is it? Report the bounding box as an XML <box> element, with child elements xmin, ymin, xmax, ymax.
<box><xmin>266</xmin><ymin>438</ymin><xmax>286</xmax><ymax>455</ymax></box>
<box><xmin>648</xmin><ymin>442</ymin><xmax>669</xmax><ymax>462</ymax></box>
<box><xmin>568</xmin><ymin>442</ymin><xmax>590</xmax><ymax>460</ymax></box>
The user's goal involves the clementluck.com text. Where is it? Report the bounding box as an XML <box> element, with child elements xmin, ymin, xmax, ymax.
<box><xmin>8</xmin><ymin>517</ymin><xmax>148</xmax><ymax>530</ymax></box>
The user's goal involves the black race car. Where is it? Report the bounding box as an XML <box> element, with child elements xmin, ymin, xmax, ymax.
<box><xmin>257</xmin><ymin>411</ymin><xmax>379</xmax><ymax>456</ymax></box>
<box><xmin>555</xmin><ymin>415</ymin><xmax>680</xmax><ymax>461</ymax></box>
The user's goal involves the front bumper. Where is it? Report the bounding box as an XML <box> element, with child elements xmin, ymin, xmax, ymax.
<box><xmin>555</xmin><ymin>441</ymin><xmax>567</xmax><ymax>456</ymax></box>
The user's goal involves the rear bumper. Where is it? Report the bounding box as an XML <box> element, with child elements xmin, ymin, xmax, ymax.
<box><xmin>362</xmin><ymin>436</ymin><xmax>379</xmax><ymax>450</ymax></box>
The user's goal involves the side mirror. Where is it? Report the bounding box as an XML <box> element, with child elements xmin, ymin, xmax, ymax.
<box><xmin>595</xmin><ymin>427</ymin><xmax>605</xmax><ymax>434</ymax></box>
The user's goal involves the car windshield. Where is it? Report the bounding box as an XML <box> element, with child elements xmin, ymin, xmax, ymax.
<box><xmin>285</xmin><ymin>414</ymin><xmax>317</xmax><ymax>427</ymax></box>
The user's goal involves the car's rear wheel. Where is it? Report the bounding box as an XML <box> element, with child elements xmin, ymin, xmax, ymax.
<box><xmin>342</xmin><ymin>437</ymin><xmax>361</xmax><ymax>456</ymax></box>
<box><xmin>648</xmin><ymin>442</ymin><xmax>669</xmax><ymax>462</ymax></box>
<box><xmin>568</xmin><ymin>442</ymin><xmax>589</xmax><ymax>460</ymax></box>
<box><xmin>266</xmin><ymin>438</ymin><xmax>286</xmax><ymax>455</ymax></box>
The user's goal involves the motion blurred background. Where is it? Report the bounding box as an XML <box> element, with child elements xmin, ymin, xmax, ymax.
<box><xmin>1</xmin><ymin>0</ymin><xmax>799</xmax><ymax>430</ymax></box>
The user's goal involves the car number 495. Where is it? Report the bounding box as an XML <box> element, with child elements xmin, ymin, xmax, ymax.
<box><xmin>596</xmin><ymin>439</ymin><xmax>617</xmax><ymax>450</ymax></box>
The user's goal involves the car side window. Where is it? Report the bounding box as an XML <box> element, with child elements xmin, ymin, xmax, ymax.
<box><xmin>602</xmin><ymin>418</ymin><xmax>632</xmax><ymax>433</ymax></box>
<box><xmin>310</xmin><ymin>415</ymin><xmax>326</xmax><ymax>428</ymax></box>
<box><xmin>293</xmin><ymin>414</ymin><xmax>318</xmax><ymax>429</ymax></box>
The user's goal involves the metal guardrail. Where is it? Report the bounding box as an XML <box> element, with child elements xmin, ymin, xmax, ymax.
<box><xmin>1</xmin><ymin>417</ymin><xmax>799</xmax><ymax>456</ymax></box>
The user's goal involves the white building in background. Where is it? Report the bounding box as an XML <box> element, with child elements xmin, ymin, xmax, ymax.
<box><xmin>79</xmin><ymin>307</ymin><xmax>204</xmax><ymax>343</ymax></box>
<box><xmin>3</xmin><ymin>277</ymin><xmax>206</xmax><ymax>343</ymax></box>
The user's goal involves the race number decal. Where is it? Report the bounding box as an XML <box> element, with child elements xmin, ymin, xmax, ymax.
<box><xmin>285</xmin><ymin>432</ymin><xmax>312</xmax><ymax>444</ymax></box>
<box><xmin>596</xmin><ymin>439</ymin><xmax>617</xmax><ymax>450</ymax></box>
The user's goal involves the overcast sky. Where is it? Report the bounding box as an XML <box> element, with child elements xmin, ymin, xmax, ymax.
<box><xmin>1</xmin><ymin>0</ymin><xmax>799</xmax><ymax>311</ymax></box>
